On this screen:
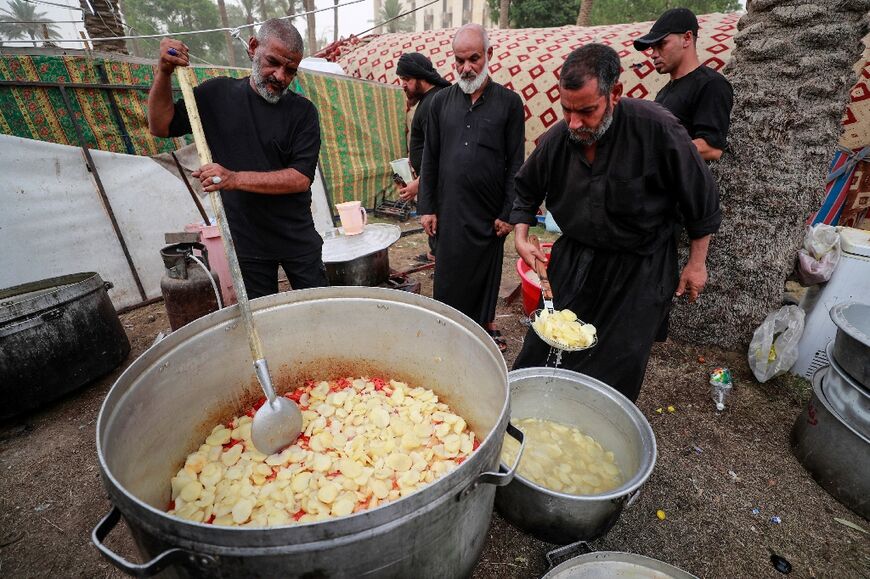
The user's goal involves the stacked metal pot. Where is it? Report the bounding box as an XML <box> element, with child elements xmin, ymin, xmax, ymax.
<box><xmin>791</xmin><ymin>301</ymin><xmax>870</xmax><ymax>519</ymax></box>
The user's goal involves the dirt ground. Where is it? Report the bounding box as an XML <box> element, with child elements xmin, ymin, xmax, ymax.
<box><xmin>1</xmin><ymin>223</ymin><xmax>868</xmax><ymax>579</ymax></box>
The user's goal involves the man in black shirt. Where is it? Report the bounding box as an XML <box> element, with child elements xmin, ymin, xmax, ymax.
<box><xmin>395</xmin><ymin>52</ymin><xmax>449</xmax><ymax>262</ymax></box>
<box><xmin>418</xmin><ymin>24</ymin><xmax>525</xmax><ymax>351</ymax></box>
<box><xmin>510</xmin><ymin>44</ymin><xmax>720</xmax><ymax>402</ymax></box>
<box><xmin>634</xmin><ymin>8</ymin><xmax>733</xmax><ymax>161</ymax></box>
<box><xmin>148</xmin><ymin>19</ymin><xmax>327</xmax><ymax>299</ymax></box>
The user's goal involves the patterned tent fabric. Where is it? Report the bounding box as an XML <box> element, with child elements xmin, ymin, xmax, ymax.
<box><xmin>336</xmin><ymin>12</ymin><xmax>870</xmax><ymax>154</ymax></box>
<box><xmin>0</xmin><ymin>55</ymin><xmax>406</xmax><ymax>208</ymax></box>
<box><xmin>0</xmin><ymin>55</ymin><xmax>241</xmax><ymax>155</ymax></box>
<box><xmin>297</xmin><ymin>72</ymin><xmax>407</xmax><ymax>207</ymax></box>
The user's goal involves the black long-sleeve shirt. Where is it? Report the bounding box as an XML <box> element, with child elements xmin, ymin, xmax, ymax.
<box><xmin>510</xmin><ymin>97</ymin><xmax>721</xmax><ymax>254</ymax></box>
<box><xmin>408</xmin><ymin>85</ymin><xmax>444</xmax><ymax>175</ymax></box>
<box><xmin>418</xmin><ymin>81</ymin><xmax>525</xmax><ymax>223</ymax></box>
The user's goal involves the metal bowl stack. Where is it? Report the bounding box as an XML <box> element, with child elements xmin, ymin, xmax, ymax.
<box><xmin>791</xmin><ymin>301</ymin><xmax>870</xmax><ymax>519</ymax></box>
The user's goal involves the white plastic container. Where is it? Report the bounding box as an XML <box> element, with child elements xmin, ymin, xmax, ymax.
<box><xmin>793</xmin><ymin>227</ymin><xmax>870</xmax><ymax>379</ymax></box>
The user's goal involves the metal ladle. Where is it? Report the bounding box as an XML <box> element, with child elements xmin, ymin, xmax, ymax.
<box><xmin>177</xmin><ymin>68</ymin><xmax>303</xmax><ymax>455</ymax></box>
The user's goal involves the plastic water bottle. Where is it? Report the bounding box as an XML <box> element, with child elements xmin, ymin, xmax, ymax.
<box><xmin>709</xmin><ymin>367</ymin><xmax>733</xmax><ymax>411</ymax></box>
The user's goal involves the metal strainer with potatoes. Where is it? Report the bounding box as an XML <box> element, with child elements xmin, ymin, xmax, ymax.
<box><xmin>528</xmin><ymin>235</ymin><xmax>598</xmax><ymax>352</ymax></box>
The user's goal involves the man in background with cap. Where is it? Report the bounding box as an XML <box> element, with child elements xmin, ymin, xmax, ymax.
<box><xmin>634</xmin><ymin>7</ymin><xmax>733</xmax><ymax>161</ymax></box>
<box><xmin>395</xmin><ymin>53</ymin><xmax>450</xmax><ymax>263</ymax></box>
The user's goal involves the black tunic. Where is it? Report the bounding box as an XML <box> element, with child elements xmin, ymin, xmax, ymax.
<box><xmin>408</xmin><ymin>85</ymin><xmax>444</xmax><ymax>175</ymax></box>
<box><xmin>168</xmin><ymin>77</ymin><xmax>322</xmax><ymax>260</ymax></box>
<box><xmin>655</xmin><ymin>65</ymin><xmax>733</xmax><ymax>151</ymax></box>
<box><xmin>418</xmin><ymin>81</ymin><xmax>525</xmax><ymax>326</ymax></box>
<box><xmin>509</xmin><ymin>98</ymin><xmax>721</xmax><ymax>401</ymax></box>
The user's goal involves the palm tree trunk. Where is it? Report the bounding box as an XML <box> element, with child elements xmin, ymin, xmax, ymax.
<box><xmin>575</xmin><ymin>0</ymin><xmax>592</xmax><ymax>27</ymax></box>
<box><xmin>79</xmin><ymin>0</ymin><xmax>127</xmax><ymax>53</ymax></box>
<box><xmin>669</xmin><ymin>1</ymin><xmax>869</xmax><ymax>349</ymax></box>
<box><xmin>498</xmin><ymin>0</ymin><xmax>509</xmax><ymax>29</ymax></box>
<box><xmin>216</xmin><ymin>0</ymin><xmax>236</xmax><ymax>67</ymax></box>
<box><xmin>303</xmin><ymin>0</ymin><xmax>316</xmax><ymax>55</ymax></box>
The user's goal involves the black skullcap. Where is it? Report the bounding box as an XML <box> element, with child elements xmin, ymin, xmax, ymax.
<box><xmin>396</xmin><ymin>53</ymin><xmax>450</xmax><ymax>87</ymax></box>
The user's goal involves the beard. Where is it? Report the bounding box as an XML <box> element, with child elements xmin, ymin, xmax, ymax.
<box><xmin>568</xmin><ymin>103</ymin><xmax>614</xmax><ymax>145</ymax></box>
<box><xmin>404</xmin><ymin>87</ymin><xmax>424</xmax><ymax>107</ymax></box>
<box><xmin>457</xmin><ymin>60</ymin><xmax>489</xmax><ymax>94</ymax></box>
<box><xmin>251</xmin><ymin>55</ymin><xmax>289</xmax><ymax>104</ymax></box>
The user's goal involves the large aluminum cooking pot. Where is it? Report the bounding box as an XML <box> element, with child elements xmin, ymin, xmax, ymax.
<box><xmin>495</xmin><ymin>368</ymin><xmax>656</xmax><ymax>543</ymax></box>
<box><xmin>830</xmin><ymin>301</ymin><xmax>870</xmax><ymax>389</ymax></box>
<box><xmin>791</xmin><ymin>367</ymin><xmax>869</xmax><ymax>519</ymax></box>
<box><xmin>93</xmin><ymin>287</ymin><xmax>523</xmax><ymax>577</ymax></box>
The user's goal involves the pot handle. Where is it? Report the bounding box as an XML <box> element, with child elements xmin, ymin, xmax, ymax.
<box><xmin>92</xmin><ymin>507</ymin><xmax>217</xmax><ymax>577</ymax></box>
<box><xmin>459</xmin><ymin>422</ymin><xmax>525</xmax><ymax>499</ymax></box>
<box><xmin>545</xmin><ymin>539</ymin><xmax>592</xmax><ymax>569</ymax></box>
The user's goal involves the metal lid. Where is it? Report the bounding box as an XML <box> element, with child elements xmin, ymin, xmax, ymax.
<box><xmin>0</xmin><ymin>272</ymin><xmax>106</xmax><ymax>325</ymax></box>
<box><xmin>321</xmin><ymin>223</ymin><xmax>401</xmax><ymax>263</ymax></box>
<box><xmin>544</xmin><ymin>551</ymin><xmax>698</xmax><ymax>579</ymax></box>
<box><xmin>840</xmin><ymin>226</ymin><xmax>870</xmax><ymax>257</ymax></box>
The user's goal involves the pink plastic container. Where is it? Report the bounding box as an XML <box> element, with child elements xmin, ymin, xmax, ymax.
<box><xmin>184</xmin><ymin>223</ymin><xmax>237</xmax><ymax>306</ymax></box>
<box><xmin>516</xmin><ymin>242</ymin><xmax>552</xmax><ymax>316</ymax></box>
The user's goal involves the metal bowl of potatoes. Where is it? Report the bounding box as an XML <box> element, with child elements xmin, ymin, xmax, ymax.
<box><xmin>496</xmin><ymin>367</ymin><xmax>656</xmax><ymax>543</ymax></box>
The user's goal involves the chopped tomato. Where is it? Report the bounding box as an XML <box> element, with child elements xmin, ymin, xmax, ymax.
<box><xmin>205</xmin><ymin>514</ymin><xmax>215</xmax><ymax>524</ymax></box>
<box><xmin>304</xmin><ymin>379</ymin><xmax>315</xmax><ymax>389</ymax></box>
<box><xmin>286</xmin><ymin>389</ymin><xmax>304</xmax><ymax>403</ymax></box>
<box><xmin>254</xmin><ymin>397</ymin><xmax>267</xmax><ymax>410</ymax></box>
<box><xmin>296</xmin><ymin>434</ymin><xmax>310</xmax><ymax>449</ymax></box>
<box><xmin>372</xmin><ymin>378</ymin><xmax>386</xmax><ymax>391</ymax></box>
<box><xmin>327</xmin><ymin>470</ymin><xmax>341</xmax><ymax>478</ymax></box>
<box><xmin>167</xmin><ymin>500</ymin><xmax>175</xmax><ymax>511</ymax></box>
<box><xmin>455</xmin><ymin>457</ymin><xmax>466</xmax><ymax>465</ymax></box>
<box><xmin>293</xmin><ymin>509</ymin><xmax>306</xmax><ymax>521</ymax></box>
<box><xmin>266</xmin><ymin>469</ymin><xmax>278</xmax><ymax>482</ymax></box>
<box><xmin>335</xmin><ymin>378</ymin><xmax>351</xmax><ymax>391</ymax></box>
<box><xmin>392</xmin><ymin>478</ymin><xmax>400</xmax><ymax>490</ymax></box>
<box><xmin>472</xmin><ymin>439</ymin><xmax>481</xmax><ymax>451</ymax></box>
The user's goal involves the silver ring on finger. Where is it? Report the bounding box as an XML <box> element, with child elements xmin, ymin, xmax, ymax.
<box><xmin>211</xmin><ymin>176</ymin><xmax>222</xmax><ymax>184</ymax></box>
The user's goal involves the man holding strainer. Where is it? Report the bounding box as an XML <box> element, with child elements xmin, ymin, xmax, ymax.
<box><xmin>510</xmin><ymin>44</ymin><xmax>721</xmax><ymax>402</ymax></box>
<box><xmin>148</xmin><ymin>19</ymin><xmax>328</xmax><ymax>299</ymax></box>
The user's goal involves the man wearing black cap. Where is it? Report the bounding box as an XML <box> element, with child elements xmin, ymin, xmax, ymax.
<box><xmin>395</xmin><ymin>52</ymin><xmax>450</xmax><ymax>262</ymax></box>
<box><xmin>634</xmin><ymin>8</ymin><xmax>733</xmax><ymax>161</ymax></box>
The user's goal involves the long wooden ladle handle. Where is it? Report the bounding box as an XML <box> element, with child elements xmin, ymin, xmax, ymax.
<box><xmin>528</xmin><ymin>234</ymin><xmax>553</xmax><ymax>303</ymax></box>
<box><xmin>176</xmin><ymin>68</ymin><xmax>270</xmax><ymax>390</ymax></box>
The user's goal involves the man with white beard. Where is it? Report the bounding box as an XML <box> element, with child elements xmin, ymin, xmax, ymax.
<box><xmin>510</xmin><ymin>44</ymin><xmax>720</xmax><ymax>402</ymax></box>
<box><xmin>417</xmin><ymin>24</ymin><xmax>525</xmax><ymax>352</ymax></box>
<box><xmin>148</xmin><ymin>19</ymin><xmax>328</xmax><ymax>298</ymax></box>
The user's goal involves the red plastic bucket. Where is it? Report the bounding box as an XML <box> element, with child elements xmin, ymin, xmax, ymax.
<box><xmin>516</xmin><ymin>242</ymin><xmax>552</xmax><ymax>316</ymax></box>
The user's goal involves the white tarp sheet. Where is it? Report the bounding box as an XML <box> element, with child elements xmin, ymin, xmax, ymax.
<box><xmin>0</xmin><ymin>135</ymin><xmax>335</xmax><ymax>310</ymax></box>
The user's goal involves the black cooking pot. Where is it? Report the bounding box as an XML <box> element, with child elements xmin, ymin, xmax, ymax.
<box><xmin>322</xmin><ymin>224</ymin><xmax>401</xmax><ymax>287</ymax></box>
<box><xmin>0</xmin><ymin>272</ymin><xmax>130</xmax><ymax>419</ymax></box>
<box><xmin>325</xmin><ymin>248</ymin><xmax>390</xmax><ymax>286</ymax></box>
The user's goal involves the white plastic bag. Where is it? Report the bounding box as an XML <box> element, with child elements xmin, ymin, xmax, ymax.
<box><xmin>748</xmin><ymin>305</ymin><xmax>806</xmax><ymax>383</ymax></box>
<box><xmin>544</xmin><ymin>210</ymin><xmax>562</xmax><ymax>234</ymax></box>
<box><xmin>796</xmin><ymin>224</ymin><xmax>841</xmax><ymax>285</ymax></box>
